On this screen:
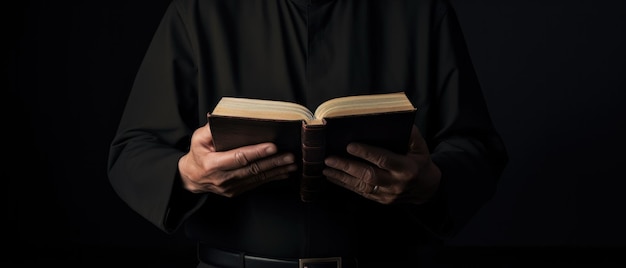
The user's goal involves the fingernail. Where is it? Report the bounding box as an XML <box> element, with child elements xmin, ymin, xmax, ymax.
<box><xmin>324</xmin><ymin>158</ymin><xmax>335</xmax><ymax>167</ymax></box>
<box><xmin>283</xmin><ymin>154</ymin><xmax>294</xmax><ymax>163</ymax></box>
<box><xmin>266</xmin><ymin>146</ymin><xmax>276</xmax><ymax>154</ymax></box>
<box><xmin>346</xmin><ymin>144</ymin><xmax>357</xmax><ymax>153</ymax></box>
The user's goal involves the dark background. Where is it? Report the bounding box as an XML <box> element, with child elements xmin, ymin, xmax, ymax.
<box><xmin>5</xmin><ymin>0</ymin><xmax>626</xmax><ymax>267</ymax></box>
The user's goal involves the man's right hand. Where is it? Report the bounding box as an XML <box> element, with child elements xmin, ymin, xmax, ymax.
<box><xmin>178</xmin><ymin>121</ymin><xmax>297</xmax><ymax>197</ymax></box>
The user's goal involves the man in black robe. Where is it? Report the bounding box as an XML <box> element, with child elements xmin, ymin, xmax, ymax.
<box><xmin>108</xmin><ymin>0</ymin><xmax>508</xmax><ymax>267</ymax></box>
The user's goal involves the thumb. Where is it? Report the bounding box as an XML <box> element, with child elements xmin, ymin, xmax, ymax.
<box><xmin>408</xmin><ymin>125</ymin><xmax>429</xmax><ymax>155</ymax></box>
<box><xmin>189</xmin><ymin>120</ymin><xmax>216</xmax><ymax>151</ymax></box>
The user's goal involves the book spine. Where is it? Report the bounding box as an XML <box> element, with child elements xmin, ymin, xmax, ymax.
<box><xmin>300</xmin><ymin>122</ymin><xmax>327</xmax><ymax>202</ymax></box>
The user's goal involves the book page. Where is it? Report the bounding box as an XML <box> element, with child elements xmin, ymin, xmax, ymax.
<box><xmin>313</xmin><ymin>92</ymin><xmax>415</xmax><ymax>119</ymax></box>
<box><xmin>212</xmin><ymin>97</ymin><xmax>314</xmax><ymax>121</ymax></box>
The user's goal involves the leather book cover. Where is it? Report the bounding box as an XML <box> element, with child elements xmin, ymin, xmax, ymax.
<box><xmin>323</xmin><ymin>110</ymin><xmax>417</xmax><ymax>157</ymax></box>
<box><xmin>208</xmin><ymin>115</ymin><xmax>303</xmax><ymax>155</ymax></box>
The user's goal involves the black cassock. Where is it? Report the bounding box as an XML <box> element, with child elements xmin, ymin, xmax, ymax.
<box><xmin>108</xmin><ymin>0</ymin><xmax>507</xmax><ymax>265</ymax></box>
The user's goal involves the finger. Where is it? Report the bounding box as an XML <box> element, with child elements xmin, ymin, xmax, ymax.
<box><xmin>324</xmin><ymin>156</ymin><xmax>379</xmax><ymax>185</ymax></box>
<box><xmin>189</xmin><ymin>122</ymin><xmax>217</xmax><ymax>150</ymax></box>
<box><xmin>229</xmin><ymin>152</ymin><xmax>296</xmax><ymax>179</ymax></box>
<box><xmin>324</xmin><ymin>167</ymin><xmax>391</xmax><ymax>201</ymax></box>
<box><xmin>408</xmin><ymin>125</ymin><xmax>429</xmax><ymax>155</ymax></box>
<box><xmin>201</xmin><ymin>157</ymin><xmax>297</xmax><ymax>195</ymax></box>
<box><xmin>345</xmin><ymin>143</ymin><xmax>404</xmax><ymax>171</ymax></box>
<box><xmin>221</xmin><ymin>163</ymin><xmax>298</xmax><ymax>197</ymax></box>
<box><xmin>323</xmin><ymin>167</ymin><xmax>373</xmax><ymax>195</ymax></box>
<box><xmin>213</xmin><ymin>143</ymin><xmax>280</xmax><ymax>170</ymax></box>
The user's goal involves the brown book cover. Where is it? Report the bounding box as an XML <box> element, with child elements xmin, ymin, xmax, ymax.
<box><xmin>207</xmin><ymin>92</ymin><xmax>417</xmax><ymax>202</ymax></box>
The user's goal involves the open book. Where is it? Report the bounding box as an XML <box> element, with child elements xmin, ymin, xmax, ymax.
<box><xmin>211</xmin><ymin>91</ymin><xmax>415</xmax><ymax>125</ymax></box>
<box><xmin>208</xmin><ymin>91</ymin><xmax>417</xmax><ymax>202</ymax></box>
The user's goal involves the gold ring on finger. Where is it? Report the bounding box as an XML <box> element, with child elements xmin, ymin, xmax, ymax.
<box><xmin>370</xmin><ymin>185</ymin><xmax>379</xmax><ymax>194</ymax></box>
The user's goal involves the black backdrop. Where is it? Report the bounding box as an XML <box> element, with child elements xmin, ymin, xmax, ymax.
<box><xmin>5</xmin><ymin>0</ymin><xmax>626</xmax><ymax>267</ymax></box>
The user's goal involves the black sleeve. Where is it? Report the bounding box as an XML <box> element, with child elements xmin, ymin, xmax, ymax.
<box><xmin>107</xmin><ymin>0</ymin><xmax>205</xmax><ymax>233</ymax></box>
<box><xmin>412</xmin><ymin>0</ymin><xmax>508</xmax><ymax>239</ymax></box>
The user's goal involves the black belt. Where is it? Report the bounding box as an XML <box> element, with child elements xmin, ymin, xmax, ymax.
<box><xmin>198</xmin><ymin>245</ymin><xmax>359</xmax><ymax>268</ymax></box>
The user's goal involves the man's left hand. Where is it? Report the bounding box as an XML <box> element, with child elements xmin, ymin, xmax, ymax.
<box><xmin>323</xmin><ymin>125</ymin><xmax>441</xmax><ymax>205</ymax></box>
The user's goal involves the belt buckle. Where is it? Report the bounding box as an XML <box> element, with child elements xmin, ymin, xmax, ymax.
<box><xmin>298</xmin><ymin>257</ymin><xmax>342</xmax><ymax>268</ymax></box>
